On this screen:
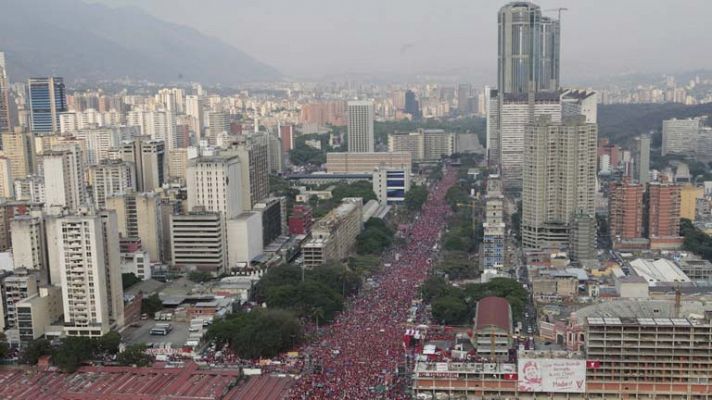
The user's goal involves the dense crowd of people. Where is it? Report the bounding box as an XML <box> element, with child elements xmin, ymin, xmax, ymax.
<box><xmin>288</xmin><ymin>166</ymin><xmax>458</xmax><ymax>399</ymax></box>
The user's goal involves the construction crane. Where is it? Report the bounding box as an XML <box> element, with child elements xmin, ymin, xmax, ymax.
<box><xmin>545</xmin><ymin>7</ymin><xmax>568</xmax><ymax>21</ymax></box>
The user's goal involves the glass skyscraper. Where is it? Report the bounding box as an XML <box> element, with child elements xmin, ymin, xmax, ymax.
<box><xmin>497</xmin><ymin>2</ymin><xmax>560</xmax><ymax>95</ymax></box>
<box><xmin>28</xmin><ymin>76</ymin><xmax>67</xmax><ymax>134</ymax></box>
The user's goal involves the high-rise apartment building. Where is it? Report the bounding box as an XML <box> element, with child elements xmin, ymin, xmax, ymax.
<box><xmin>187</xmin><ymin>154</ymin><xmax>243</xmax><ymax>219</ymax></box>
<box><xmin>0</xmin><ymin>52</ymin><xmax>11</xmax><ymax>134</ymax></box>
<box><xmin>279</xmin><ymin>124</ymin><xmax>294</xmax><ymax>155</ymax></box>
<box><xmin>28</xmin><ymin>77</ymin><xmax>67</xmax><ymax>134</ymax></box>
<box><xmin>74</xmin><ymin>127</ymin><xmax>129</xmax><ymax>165</ymax></box>
<box><xmin>646</xmin><ymin>182</ymin><xmax>682</xmax><ymax>244</ymax></box>
<box><xmin>662</xmin><ymin>117</ymin><xmax>701</xmax><ymax>156</ymax></box>
<box><xmin>0</xmin><ymin>156</ymin><xmax>13</xmax><ymax>198</ymax></box>
<box><xmin>54</xmin><ymin>214</ymin><xmax>117</xmax><ymax>336</ymax></box>
<box><xmin>11</xmin><ymin>215</ymin><xmax>48</xmax><ymax>284</ymax></box>
<box><xmin>609</xmin><ymin>180</ymin><xmax>645</xmax><ymax>245</ymax></box>
<box><xmin>106</xmin><ymin>191</ymin><xmax>163</xmax><ymax>263</ymax></box>
<box><xmin>118</xmin><ymin>137</ymin><xmax>166</xmax><ymax>192</ymax></box>
<box><xmin>1</xmin><ymin>270</ymin><xmax>38</xmax><ymax>330</ymax></box>
<box><xmin>633</xmin><ymin>134</ymin><xmax>651</xmax><ymax>184</ymax></box>
<box><xmin>1</xmin><ymin>130</ymin><xmax>36</xmax><ymax>180</ymax></box>
<box><xmin>185</xmin><ymin>95</ymin><xmax>204</xmax><ymax>139</ymax></box>
<box><xmin>388</xmin><ymin>129</ymin><xmax>456</xmax><ymax>162</ymax></box>
<box><xmin>497</xmin><ymin>2</ymin><xmax>559</xmax><ymax>95</ymax></box>
<box><xmin>303</xmin><ymin>198</ymin><xmax>363</xmax><ymax>267</ymax></box>
<box><xmin>228</xmin><ymin>137</ymin><xmax>269</xmax><ymax>211</ymax></box>
<box><xmin>347</xmin><ymin>101</ymin><xmax>375</xmax><ymax>153</ymax></box>
<box><xmin>14</xmin><ymin>176</ymin><xmax>45</xmax><ymax>203</ymax></box>
<box><xmin>126</xmin><ymin>110</ymin><xmax>177</xmax><ymax>150</ymax></box>
<box><xmin>522</xmin><ymin>116</ymin><xmax>597</xmax><ymax>249</ymax></box>
<box><xmin>42</xmin><ymin>146</ymin><xmax>87</xmax><ymax>211</ymax></box>
<box><xmin>89</xmin><ymin>160</ymin><xmax>135</xmax><ymax>209</ymax></box>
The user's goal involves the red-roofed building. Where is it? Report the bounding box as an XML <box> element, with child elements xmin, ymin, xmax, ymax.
<box><xmin>472</xmin><ymin>296</ymin><xmax>512</xmax><ymax>361</ymax></box>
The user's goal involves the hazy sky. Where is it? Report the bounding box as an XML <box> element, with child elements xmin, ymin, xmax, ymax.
<box><xmin>90</xmin><ymin>0</ymin><xmax>712</xmax><ymax>82</ymax></box>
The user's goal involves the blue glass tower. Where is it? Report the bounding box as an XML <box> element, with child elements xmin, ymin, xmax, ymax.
<box><xmin>28</xmin><ymin>77</ymin><xmax>66</xmax><ymax>134</ymax></box>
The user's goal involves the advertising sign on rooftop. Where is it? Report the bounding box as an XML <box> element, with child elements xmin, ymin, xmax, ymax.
<box><xmin>518</xmin><ymin>358</ymin><xmax>586</xmax><ymax>393</ymax></box>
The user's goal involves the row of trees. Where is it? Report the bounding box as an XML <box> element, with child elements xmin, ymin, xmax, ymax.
<box><xmin>680</xmin><ymin>218</ymin><xmax>712</xmax><ymax>261</ymax></box>
<box><xmin>206</xmin><ymin>309</ymin><xmax>302</xmax><ymax>359</ymax></box>
<box><xmin>404</xmin><ymin>185</ymin><xmax>428</xmax><ymax>212</ymax></box>
<box><xmin>422</xmin><ymin>276</ymin><xmax>528</xmax><ymax>325</ymax></box>
<box><xmin>356</xmin><ymin>218</ymin><xmax>395</xmax><ymax>255</ymax></box>
<box><xmin>22</xmin><ymin>332</ymin><xmax>152</xmax><ymax>372</ymax></box>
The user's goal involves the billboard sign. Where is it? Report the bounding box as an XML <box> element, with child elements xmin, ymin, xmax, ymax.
<box><xmin>518</xmin><ymin>358</ymin><xmax>586</xmax><ymax>393</ymax></box>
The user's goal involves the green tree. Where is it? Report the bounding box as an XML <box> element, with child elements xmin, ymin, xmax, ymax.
<box><xmin>404</xmin><ymin>185</ymin><xmax>428</xmax><ymax>211</ymax></box>
<box><xmin>206</xmin><ymin>309</ymin><xmax>302</xmax><ymax>359</ymax></box>
<box><xmin>188</xmin><ymin>271</ymin><xmax>213</xmax><ymax>283</ymax></box>
<box><xmin>355</xmin><ymin>218</ymin><xmax>395</xmax><ymax>255</ymax></box>
<box><xmin>21</xmin><ymin>338</ymin><xmax>53</xmax><ymax>365</ymax></box>
<box><xmin>53</xmin><ymin>336</ymin><xmax>95</xmax><ymax>373</ymax></box>
<box><xmin>432</xmin><ymin>295</ymin><xmax>469</xmax><ymax>325</ymax></box>
<box><xmin>0</xmin><ymin>332</ymin><xmax>9</xmax><ymax>359</ymax></box>
<box><xmin>95</xmin><ymin>331</ymin><xmax>121</xmax><ymax>355</ymax></box>
<box><xmin>117</xmin><ymin>344</ymin><xmax>153</xmax><ymax>367</ymax></box>
<box><xmin>142</xmin><ymin>293</ymin><xmax>163</xmax><ymax>315</ymax></box>
<box><xmin>122</xmin><ymin>273</ymin><xmax>141</xmax><ymax>290</ymax></box>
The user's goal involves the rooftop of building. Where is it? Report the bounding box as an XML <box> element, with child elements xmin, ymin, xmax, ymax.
<box><xmin>629</xmin><ymin>258</ymin><xmax>691</xmax><ymax>286</ymax></box>
<box><xmin>0</xmin><ymin>363</ymin><xmax>291</xmax><ymax>400</ymax></box>
<box><xmin>474</xmin><ymin>296</ymin><xmax>511</xmax><ymax>333</ymax></box>
<box><xmin>574</xmin><ymin>299</ymin><xmax>712</xmax><ymax>325</ymax></box>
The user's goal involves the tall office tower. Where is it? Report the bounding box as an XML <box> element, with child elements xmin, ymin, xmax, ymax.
<box><xmin>54</xmin><ymin>214</ymin><xmax>113</xmax><ymax>336</ymax></box>
<box><xmin>0</xmin><ymin>52</ymin><xmax>11</xmax><ymax>134</ymax></box>
<box><xmin>14</xmin><ymin>176</ymin><xmax>45</xmax><ymax>203</ymax></box>
<box><xmin>634</xmin><ymin>134</ymin><xmax>651</xmax><ymax>184</ymax></box>
<box><xmin>187</xmin><ymin>154</ymin><xmax>243</xmax><ymax>219</ymax></box>
<box><xmin>119</xmin><ymin>137</ymin><xmax>166</xmax><ymax>192</ymax></box>
<box><xmin>106</xmin><ymin>191</ymin><xmax>162</xmax><ymax>263</ymax></box>
<box><xmin>646</xmin><ymin>182</ymin><xmax>681</xmax><ymax>240</ymax></box>
<box><xmin>522</xmin><ymin>116</ymin><xmax>597</xmax><ymax>249</ymax></box>
<box><xmin>404</xmin><ymin>90</ymin><xmax>420</xmax><ymax>118</ymax></box>
<box><xmin>28</xmin><ymin>77</ymin><xmax>67</xmax><ymax>134</ymax></box>
<box><xmin>609</xmin><ymin>180</ymin><xmax>645</xmax><ymax>244</ymax></box>
<box><xmin>11</xmin><ymin>215</ymin><xmax>49</xmax><ymax>284</ymax></box>
<box><xmin>42</xmin><ymin>147</ymin><xmax>86</xmax><ymax>211</ymax></box>
<box><xmin>1</xmin><ymin>130</ymin><xmax>36</xmax><ymax>180</ymax></box>
<box><xmin>170</xmin><ymin>212</ymin><xmax>227</xmax><ymax>274</ymax></box>
<box><xmin>497</xmin><ymin>2</ymin><xmax>559</xmax><ymax>95</ymax></box>
<box><xmin>230</xmin><ymin>137</ymin><xmax>270</xmax><ymax>211</ymax></box>
<box><xmin>279</xmin><ymin>124</ymin><xmax>294</xmax><ymax>155</ymax></box>
<box><xmin>89</xmin><ymin>160</ymin><xmax>135</xmax><ymax>209</ymax></box>
<box><xmin>662</xmin><ymin>117</ymin><xmax>701</xmax><ymax>156</ymax></box>
<box><xmin>485</xmin><ymin>90</ymin><xmax>500</xmax><ymax>165</ymax></box>
<box><xmin>126</xmin><ymin>110</ymin><xmax>177</xmax><ymax>150</ymax></box>
<box><xmin>457</xmin><ymin>83</ymin><xmax>473</xmax><ymax>115</ymax></box>
<box><xmin>185</xmin><ymin>95</ymin><xmax>204</xmax><ymax>140</ymax></box>
<box><xmin>347</xmin><ymin>100</ymin><xmax>375</xmax><ymax>153</ymax></box>
<box><xmin>0</xmin><ymin>156</ymin><xmax>13</xmax><ymax>198</ymax></box>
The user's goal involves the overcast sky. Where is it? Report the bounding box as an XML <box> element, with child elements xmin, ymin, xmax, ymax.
<box><xmin>89</xmin><ymin>0</ymin><xmax>712</xmax><ymax>82</ymax></box>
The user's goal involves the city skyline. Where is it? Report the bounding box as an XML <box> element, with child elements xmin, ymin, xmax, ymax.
<box><xmin>85</xmin><ymin>0</ymin><xmax>712</xmax><ymax>82</ymax></box>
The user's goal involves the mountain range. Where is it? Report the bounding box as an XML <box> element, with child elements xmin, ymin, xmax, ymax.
<box><xmin>0</xmin><ymin>0</ymin><xmax>280</xmax><ymax>85</ymax></box>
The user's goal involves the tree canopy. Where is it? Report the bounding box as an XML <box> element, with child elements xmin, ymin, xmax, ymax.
<box><xmin>356</xmin><ymin>218</ymin><xmax>395</xmax><ymax>255</ymax></box>
<box><xmin>404</xmin><ymin>185</ymin><xmax>428</xmax><ymax>211</ymax></box>
<box><xmin>206</xmin><ymin>309</ymin><xmax>302</xmax><ymax>359</ymax></box>
<box><xmin>122</xmin><ymin>273</ymin><xmax>141</xmax><ymax>290</ymax></box>
<box><xmin>421</xmin><ymin>277</ymin><xmax>528</xmax><ymax>325</ymax></box>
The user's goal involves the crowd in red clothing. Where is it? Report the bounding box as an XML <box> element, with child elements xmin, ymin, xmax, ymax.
<box><xmin>288</xmin><ymin>166</ymin><xmax>458</xmax><ymax>399</ymax></box>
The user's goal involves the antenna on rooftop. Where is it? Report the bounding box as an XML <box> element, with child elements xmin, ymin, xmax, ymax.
<box><xmin>545</xmin><ymin>7</ymin><xmax>568</xmax><ymax>21</ymax></box>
